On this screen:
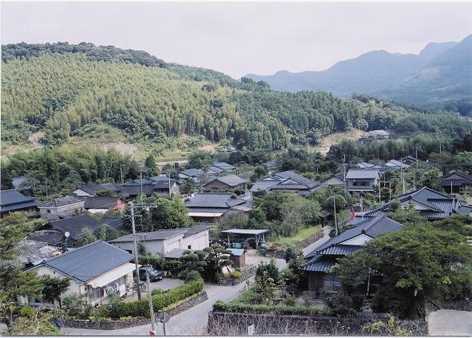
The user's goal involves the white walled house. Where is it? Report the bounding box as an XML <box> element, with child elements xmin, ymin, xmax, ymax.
<box><xmin>29</xmin><ymin>241</ymin><xmax>135</xmax><ymax>305</ymax></box>
<box><xmin>109</xmin><ymin>224</ymin><xmax>210</xmax><ymax>258</ymax></box>
<box><xmin>38</xmin><ymin>196</ymin><xmax>85</xmax><ymax>220</ymax></box>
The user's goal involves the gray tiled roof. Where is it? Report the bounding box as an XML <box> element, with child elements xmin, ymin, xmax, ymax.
<box><xmin>0</xmin><ymin>190</ymin><xmax>37</xmax><ymax>213</ymax></box>
<box><xmin>212</xmin><ymin>162</ymin><xmax>235</xmax><ymax>171</ymax></box>
<box><xmin>181</xmin><ymin>168</ymin><xmax>204</xmax><ymax>178</ymax></box>
<box><xmin>39</xmin><ymin>241</ymin><xmax>132</xmax><ymax>282</ymax></box>
<box><xmin>304</xmin><ymin>257</ymin><xmax>336</xmax><ymax>273</ymax></box>
<box><xmin>185</xmin><ymin>193</ymin><xmax>245</xmax><ymax>209</ymax></box>
<box><xmin>274</xmin><ymin>171</ymin><xmax>319</xmax><ymax>189</ymax></box>
<box><xmin>50</xmin><ymin>214</ymin><xmax>122</xmax><ymax>240</ymax></box>
<box><xmin>83</xmin><ymin>196</ymin><xmax>121</xmax><ymax>209</ymax></box>
<box><xmin>110</xmin><ymin>228</ymin><xmax>188</xmax><ymax>243</ymax></box>
<box><xmin>40</xmin><ymin>195</ymin><xmax>83</xmax><ymax>208</ymax></box>
<box><xmin>346</xmin><ymin>169</ymin><xmax>380</xmax><ymax>179</ymax></box>
<box><xmin>306</xmin><ymin>213</ymin><xmax>403</xmax><ymax>258</ymax></box>
<box><xmin>206</xmin><ymin>175</ymin><xmax>248</xmax><ymax>188</ymax></box>
<box><xmin>77</xmin><ymin>183</ymin><xmax>120</xmax><ymax>195</ymax></box>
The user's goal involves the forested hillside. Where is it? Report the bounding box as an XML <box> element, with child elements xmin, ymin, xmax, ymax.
<box><xmin>2</xmin><ymin>42</ymin><xmax>470</xmax><ymax>154</ymax></box>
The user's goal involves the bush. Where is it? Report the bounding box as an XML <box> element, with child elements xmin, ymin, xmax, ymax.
<box><xmin>105</xmin><ymin>279</ymin><xmax>204</xmax><ymax>319</ymax></box>
<box><xmin>213</xmin><ymin>301</ymin><xmax>331</xmax><ymax>316</ymax></box>
<box><xmin>230</xmin><ymin>271</ymin><xmax>241</xmax><ymax>280</ymax></box>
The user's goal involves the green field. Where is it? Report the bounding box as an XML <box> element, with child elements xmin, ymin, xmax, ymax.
<box><xmin>271</xmin><ymin>225</ymin><xmax>322</xmax><ymax>248</ymax></box>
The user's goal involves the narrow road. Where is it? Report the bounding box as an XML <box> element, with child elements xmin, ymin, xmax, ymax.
<box><xmin>427</xmin><ymin>309</ymin><xmax>472</xmax><ymax>336</ymax></box>
<box><xmin>303</xmin><ymin>226</ymin><xmax>331</xmax><ymax>257</ymax></box>
<box><xmin>62</xmin><ymin>256</ymin><xmax>286</xmax><ymax>336</ymax></box>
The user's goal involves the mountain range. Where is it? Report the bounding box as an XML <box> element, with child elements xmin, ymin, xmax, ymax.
<box><xmin>246</xmin><ymin>35</ymin><xmax>472</xmax><ymax>111</ymax></box>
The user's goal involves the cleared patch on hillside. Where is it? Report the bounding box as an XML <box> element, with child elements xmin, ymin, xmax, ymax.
<box><xmin>315</xmin><ymin>129</ymin><xmax>367</xmax><ymax>155</ymax></box>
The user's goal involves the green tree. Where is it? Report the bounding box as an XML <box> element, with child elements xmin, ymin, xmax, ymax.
<box><xmin>77</xmin><ymin>228</ymin><xmax>97</xmax><ymax>246</ymax></box>
<box><xmin>40</xmin><ymin>276</ymin><xmax>70</xmax><ymax>307</ymax></box>
<box><xmin>150</xmin><ymin>196</ymin><xmax>191</xmax><ymax>229</ymax></box>
<box><xmin>335</xmin><ymin>224</ymin><xmax>472</xmax><ymax>318</ymax></box>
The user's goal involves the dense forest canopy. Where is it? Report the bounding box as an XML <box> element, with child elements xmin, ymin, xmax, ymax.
<box><xmin>2</xmin><ymin>42</ymin><xmax>471</xmax><ymax>152</ymax></box>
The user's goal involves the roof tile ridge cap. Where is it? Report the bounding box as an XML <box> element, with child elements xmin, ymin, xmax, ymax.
<box><xmin>363</xmin><ymin>213</ymin><xmax>385</xmax><ymax>233</ymax></box>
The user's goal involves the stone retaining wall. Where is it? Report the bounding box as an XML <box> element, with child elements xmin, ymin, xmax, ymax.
<box><xmin>208</xmin><ymin>311</ymin><xmax>427</xmax><ymax>336</ymax></box>
<box><xmin>64</xmin><ymin>291</ymin><xmax>208</xmax><ymax>330</ymax></box>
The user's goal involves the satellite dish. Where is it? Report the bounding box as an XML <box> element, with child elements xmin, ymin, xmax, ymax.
<box><xmin>64</xmin><ymin>231</ymin><xmax>70</xmax><ymax>238</ymax></box>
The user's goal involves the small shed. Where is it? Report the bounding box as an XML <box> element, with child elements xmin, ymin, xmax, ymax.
<box><xmin>227</xmin><ymin>248</ymin><xmax>246</xmax><ymax>268</ymax></box>
<box><xmin>221</xmin><ymin>228</ymin><xmax>269</xmax><ymax>248</ymax></box>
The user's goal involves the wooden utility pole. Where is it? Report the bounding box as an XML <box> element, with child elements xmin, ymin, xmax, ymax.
<box><xmin>333</xmin><ymin>192</ymin><xmax>338</xmax><ymax>236</ymax></box>
<box><xmin>146</xmin><ymin>271</ymin><xmax>157</xmax><ymax>335</ymax></box>
<box><xmin>130</xmin><ymin>202</ymin><xmax>142</xmax><ymax>301</ymax></box>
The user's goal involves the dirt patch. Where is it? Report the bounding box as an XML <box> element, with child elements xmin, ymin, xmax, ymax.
<box><xmin>28</xmin><ymin>131</ymin><xmax>45</xmax><ymax>149</ymax></box>
<box><xmin>199</xmin><ymin>143</ymin><xmax>218</xmax><ymax>153</ymax></box>
<box><xmin>101</xmin><ymin>142</ymin><xmax>138</xmax><ymax>157</ymax></box>
<box><xmin>315</xmin><ymin>129</ymin><xmax>367</xmax><ymax>155</ymax></box>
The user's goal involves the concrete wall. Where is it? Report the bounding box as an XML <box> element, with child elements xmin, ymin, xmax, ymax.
<box><xmin>39</xmin><ymin>201</ymin><xmax>85</xmax><ymax>219</ymax></box>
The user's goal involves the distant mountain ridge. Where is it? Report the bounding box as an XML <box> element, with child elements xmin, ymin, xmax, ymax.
<box><xmin>246</xmin><ymin>35</ymin><xmax>471</xmax><ymax>109</ymax></box>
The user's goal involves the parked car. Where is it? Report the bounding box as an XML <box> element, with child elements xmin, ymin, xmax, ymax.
<box><xmin>135</xmin><ymin>266</ymin><xmax>164</xmax><ymax>282</ymax></box>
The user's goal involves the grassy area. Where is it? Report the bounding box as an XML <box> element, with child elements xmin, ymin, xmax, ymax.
<box><xmin>271</xmin><ymin>225</ymin><xmax>322</xmax><ymax>248</ymax></box>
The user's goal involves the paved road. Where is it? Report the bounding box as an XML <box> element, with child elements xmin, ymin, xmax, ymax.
<box><xmin>303</xmin><ymin>226</ymin><xmax>331</xmax><ymax>257</ymax></box>
<box><xmin>62</xmin><ymin>257</ymin><xmax>286</xmax><ymax>336</ymax></box>
<box><xmin>427</xmin><ymin>309</ymin><xmax>472</xmax><ymax>336</ymax></box>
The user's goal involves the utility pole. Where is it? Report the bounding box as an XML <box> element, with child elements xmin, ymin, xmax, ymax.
<box><xmin>333</xmin><ymin>192</ymin><xmax>338</xmax><ymax>236</ymax></box>
<box><xmin>120</xmin><ymin>165</ymin><xmax>124</xmax><ymax>185</ymax></box>
<box><xmin>130</xmin><ymin>202</ymin><xmax>142</xmax><ymax>301</ymax></box>
<box><xmin>146</xmin><ymin>271</ymin><xmax>157</xmax><ymax>336</ymax></box>
<box><xmin>343</xmin><ymin>154</ymin><xmax>347</xmax><ymax>196</ymax></box>
<box><xmin>400</xmin><ymin>164</ymin><xmax>405</xmax><ymax>194</ymax></box>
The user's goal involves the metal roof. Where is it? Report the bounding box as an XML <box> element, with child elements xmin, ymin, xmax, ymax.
<box><xmin>227</xmin><ymin>248</ymin><xmax>245</xmax><ymax>256</ymax></box>
<box><xmin>37</xmin><ymin>241</ymin><xmax>133</xmax><ymax>283</ymax></box>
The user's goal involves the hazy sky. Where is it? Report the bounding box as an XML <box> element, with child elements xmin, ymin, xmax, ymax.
<box><xmin>2</xmin><ymin>2</ymin><xmax>472</xmax><ymax>78</ymax></box>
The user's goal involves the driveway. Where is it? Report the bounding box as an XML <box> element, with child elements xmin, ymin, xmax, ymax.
<box><xmin>427</xmin><ymin>309</ymin><xmax>472</xmax><ymax>336</ymax></box>
<box><xmin>61</xmin><ymin>256</ymin><xmax>286</xmax><ymax>336</ymax></box>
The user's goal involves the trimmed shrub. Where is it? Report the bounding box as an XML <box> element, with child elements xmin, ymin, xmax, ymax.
<box><xmin>213</xmin><ymin>301</ymin><xmax>332</xmax><ymax>316</ymax></box>
<box><xmin>105</xmin><ymin>279</ymin><xmax>204</xmax><ymax>319</ymax></box>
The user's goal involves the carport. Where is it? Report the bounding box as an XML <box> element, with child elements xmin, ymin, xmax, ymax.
<box><xmin>222</xmin><ymin>228</ymin><xmax>269</xmax><ymax>248</ymax></box>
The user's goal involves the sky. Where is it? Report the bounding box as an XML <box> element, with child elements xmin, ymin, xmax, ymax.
<box><xmin>2</xmin><ymin>1</ymin><xmax>472</xmax><ymax>78</ymax></box>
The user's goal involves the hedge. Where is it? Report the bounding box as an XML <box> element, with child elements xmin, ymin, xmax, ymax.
<box><xmin>213</xmin><ymin>301</ymin><xmax>333</xmax><ymax>316</ymax></box>
<box><xmin>105</xmin><ymin>279</ymin><xmax>203</xmax><ymax>319</ymax></box>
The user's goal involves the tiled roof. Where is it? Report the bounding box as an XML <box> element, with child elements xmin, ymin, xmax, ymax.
<box><xmin>304</xmin><ymin>257</ymin><xmax>336</xmax><ymax>273</ymax></box>
<box><xmin>181</xmin><ymin>168</ymin><xmax>204</xmax><ymax>178</ymax></box>
<box><xmin>40</xmin><ymin>195</ymin><xmax>83</xmax><ymax>208</ymax></box>
<box><xmin>306</xmin><ymin>213</ymin><xmax>403</xmax><ymax>258</ymax></box>
<box><xmin>346</xmin><ymin>169</ymin><xmax>380</xmax><ymax>179</ymax></box>
<box><xmin>50</xmin><ymin>214</ymin><xmax>122</xmax><ymax>240</ymax></box>
<box><xmin>38</xmin><ymin>241</ymin><xmax>132</xmax><ymax>282</ymax></box>
<box><xmin>212</xmin><ymin>162</ymin><xmax>235</xmax><ymax>171</ymax></box>
<box><xmin>0</xmin><ymin>190</ymin><xmax>37</xmax><ymax>213</ymax></box>
<box><xmin>83</xmin><ymin>196</ymin><xmax>121</xmax><ymax>209</ymax></box>
<box><xmin>110</xmin><ymin>228</ymin><xmax>188</xmax><ymax>243</ymax></box>
<box><xmin>77</xmin><ymin>183</ymin><xmax>120</xmax><ymax>195</ymax></box>
<box><xmin>185</xmin><ymin>193</ymin><xmax>245</xmax><ymax>209</ymax></box>
<box><xmin>206</xmin><ymin>175</ymin><xmax>248</xmax><ymax>187</ymax></box>
<box><xmin>274</xmin><ymin>171</ymin><xmax>319</xmax><ymax>189</ymax></box>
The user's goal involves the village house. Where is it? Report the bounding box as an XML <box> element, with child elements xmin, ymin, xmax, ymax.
<box><xmin>345</xmin><ymin>168</ymin><xmax>380</xmax><ymax>192</ymax></box>
<box><xmin>149</xmin><ymin>175</ymin><xmax>180</xmax><ymax>196</ymax></box>
<box><xmin>202</xmin><ymin>174</ymin><xmax>248</xmax><ymax>193</ymax></box>
<box><xmin>29</xmin><ymin>241</ymin><xmax>136</xmax><ymax>306</ymax></box>
<box><xmin>83</xmin><ymin>196</ymin><xmax>126</xmax><ymax>214</ymax></box>
<box><xmin>179</xmin><ymin>168</ymin><xmax>205</xmax><ymax>184</ymax></box>
<box><xmin>227</xmin><ymin>248</ymin><xmax>246</xmax><ymax>268</ymax></box>
<box><xmin>49</xmin><ymin>214</ymin><xmax>123</xmax><ymax>246</ymax></box>
<box><xmin>363</xmin><ymin>186</ymin><xmax>472</xmax><ymax>220</ymax></box>
<box><xmin>38</xmin><ymin>195</ymin><xmax>85</xmax><ymax>220</ymax></box>
<box><xmin>222</xmin><ymin>228</ymin><xmax>270</xmax><ymax>248</ymax></box>
<box><xmin>441</xmin><ymin>172</ymin><xmax>472</xmax><ymax>193</ymax></box>
<box><xmin>16</xmin><ymin>239</ymin><xmax>62</xmax><ymax>268</ymax></box>
<box><xmin>251</xmin><ymin>170</ymin><xmax>320</xmax><ymax>196</ymax></box>
<box><xmin>109</xmin><ymin>223</ymin><xmax>210</xmax><ymax>259</ymax></box>
<box><xmin>0</xmin><ymin>189</ymin><xmax>38</xmax><ymax>217</ymax></box>
<box><xmin>73</xmin><ymin>183</ymin><xmax>120</xmax><ymax>198</ymax></box>
<box><xmin>304</xmin><ymin>213</ymin><xmax>403</xmax><ymax>295</ymax></box>
<box><xmin>185</xmin><ymin>192</ymin><xmax>251</xmax><ymax>223</ymax></box>
<box><xmin>208</xmin><ymin>161</ymin><xmax>236</xmax><ymax>176</ymax></box>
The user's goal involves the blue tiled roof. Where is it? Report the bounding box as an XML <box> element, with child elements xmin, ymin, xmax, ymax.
<box><xmin>0</xmin><ymin>190</ymin><xmax>37</xmax><ymax>213</ymax></box>
<box><xmin>304</xmin><ymin>257</ymin><xmax>335</xmax><ymax>273</ymax></box>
